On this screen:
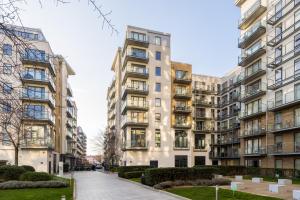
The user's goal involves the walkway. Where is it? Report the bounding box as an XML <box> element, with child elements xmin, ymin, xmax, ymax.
<box><xmin>74</xmin><ymin>171</ymin><xmax>182</xmax><ymax>200</ymax></box>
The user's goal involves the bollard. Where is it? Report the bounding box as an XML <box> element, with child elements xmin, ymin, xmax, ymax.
<box><xmin>61</xmin><ymin>195</ymin><xmax>66</xmax><ymax>200</ymax></box>
<box><xmin>216</xmin><ymin>185</ymin><xmax>219</xmax><ymax>200</ymax></box>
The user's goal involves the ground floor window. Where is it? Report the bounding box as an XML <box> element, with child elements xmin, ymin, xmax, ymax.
<box><xmin>194</xmin><ymin>156</ymin><xmax>205</xmax><ymax>166</ymax></box>
<box><xmin>150</xmin><ymin>160</ymin><xmax>158</xmax><ymax>168</ymax></box>
<box><xmin>245</xmin><ymin>159</ymin><xmax>260</xmax><ymax>167</ymax></box>
<box><xmin>275</xmin><ymin>159</ymin><xmax>283</xmax><ymax>169</ymax></box>
<box><xmin>175</xmin><ymin>155</ymin><xmax>187</xmax><ymax>167</ymax></box>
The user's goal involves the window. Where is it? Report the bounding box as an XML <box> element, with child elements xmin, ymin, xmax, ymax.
<box><xmin>130</xmin><ymin>32</ymin><xmax>146</xmax><ymax>41</ymax></box>
<box><xmin>275</xmin><ymin>24</ymin><xmax>282</xmax><ymax>42</ymax></box>
<box><xmin>275</xmin><ymin>160</ymin><xmax>283</xmax><ymax>169</ymax></box>
<box><xmin>195</xmin><ymin>134</ymin><xmax>205</xmax><ymax>149</ymax></box>
<box><xmin>295</xmin><ymin>159</ymin><xmax>300</xmax><ymax>177</ymax></box>
<box><xmin>275</xmin><ymin>68</ymin><xmax>282</xmax><ymax>84</ymax></box>
<box><xmin>1</xmin><ymin>102</ymin><xmax>11</xmax><ymax>113</ymax></box>
<box><xmin>295</xmin><ymin>33</ymin><xmax>300</xmax><ymax>53</ymax></box>
<box><xmin>3</xmin><ymin>44</ymin><xmax>12</xmax><ymax>56</ymax></box>
<box><xmin>150</xmin><ymin>160</ymin><xmax>158</xmax><ymax>168</ymax></box>
<box><xmin>3</xmin><ymin>83</ymin><xmax>12</xmax><ymax>94</ymax></box>
<box><xmin>275</xmin><ymin>90</ymin><xmax>283</xmax><ymax>106</ymax></box>
<box><xmin>155</xmin><ymin>83</ymin><xmax>161</xmax><ymax>92</ymax></box>
<box><xmin>275</xmin><ymin>46</ymin><xmax>282</xmax><ymax>64</ymax></box>
<box><xmin>2</xmin><ymin>64</ymin><xmax>12</xmax><ymax>75</ymax></box>
<box><xmin>295</xmin><ymin>59</ymin><xmax>300</xmax><ymax>78</ymax></box>
<box><xmin>274</xmin><ymin>112</ymin><xmax>282</xmax><ymax>129</ymax></box>
<box><xmin>155</xmin><ymin>67</ymin><xmax>161</xmax><ymax>76</ymax></box>
<box><xmin>175</xmin><ymin>155</ymin><xmax>187</xmax><ymax>167</ymax></box>
<box><xmin>130</xmin><ymin>128</ymin><xmax>146</xmax><ymax>147</ymax></box>
<box><xmin>1</xmin><ymin>131</ymin><xmax>11</xmax><ymax>145</ymax></box>
<box><xmin>296</xmin><ymin>9</ymin><xmax>300</xmax><ymax>29</ymax></box>
<box><xmin>155</xmin><ymin>113</ymin><xmax>161</xmax><ymax>122</ymax></box>
<box><xmin>131</xmin><ymin>48</ymin><xmax>146</xmax><ymax>58</ymax></box>
<box><xmin>275</xmin><ymin>1</ymin><xmax>282</xmax><ymax>21</ymax></box>
<box><xmin>175</xmin><ymin>130</ymin><xmax>188</xmax><ymax>148</ymax></box>
<box><xmin>295</xmin><ymin>83</ymin><xmax>300</xmax><ymax>100</ymax></box>
<box><xmin>155</xmin><ymin>98</ymin><xmax>161</xmax><ymax>107</ymax></box>
<box><xmin>176</xmin><ymin>70</ymin><xmax>187</xmax><ymax>79</ymax></box>
<box><xmin>295</xmin><ymin>108</ymin><xmax>300</xmax><ymax>126</ymax></box>
<box><xmin>155</xmin><ymin>51</ymin><xmax>161</xmax><ymax>60</ymax></box>
<box><xmin>194</xmin><ymin>156</ymin><xmax>205</xmax><ymax>166</ymax></box>
<box><xmin>155</xmin><ymin>36</ymin><xmax>161</xmax><ymax>45</ymax></box>
<box><xmin>155</xmin><ymin>129</ymin><xmax>161</xmax><ymax>147</ymax></box>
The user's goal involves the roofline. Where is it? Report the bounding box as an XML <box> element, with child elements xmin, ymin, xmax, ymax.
<box><xmin>127</xmin><ymin>25</ymin><xmax>171</xmax><ymax>36</ymax></box>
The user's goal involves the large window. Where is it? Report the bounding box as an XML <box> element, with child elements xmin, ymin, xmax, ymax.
<box><xmin>246</xmin><ymin>60</ymin><xmax>261</xmax><ymax>77</ymax></box>
<box><xmin>24</xmin><ymin>105</ymin><xmax>46</xmax><ymax>119</ymax></box>
<box><xmin>130</xmin><ymin>112</ymin><xmax>146</xmax><ymax>123</ymax></box>
<box><xmin>24</xmin><ymin>125</ymin><xmax>47</xmax><ymax>145</ymax></box>
<box><xmin>1</xmin><ymin>131</ymin><xmax>11</xmax><ymax>145</ymax></box>
<box><xmin>295</xmin><ymin>59</ymin><xmax>300</xmax><ymax>78</ymax></box>
<box><xmin>245</xmin><ymin>138</ymin><xmax>261</xmax><ymax>154</ymax></box>
<box><xmin>23</xmin><ymin>86</ymin><xmax>46</xmax><ymax>99</ymax></box>
<box><xmin>246</xmin><ymin>99</ymin><xmax>262</xmax><ymax>115</ymax></box>
<box><xmin>130</xmin><ymin>80</ymin><xmax>146</xmax><ymax>90</ymax></box>
<box><xmin>130</xmin><ymin>32</ymin><xmax>146</xmax><ymax>41</ymax></box>
<box><xmin>175</xmin><ymin>130</ymin><xmax>188</xmax><ymax>148</ymax></box>
<box><xmin>23</xmin><ymin>68</ymin><xmax>46</xmax><ymax>80</ymax></box>
<box><xmin>24</xmin><ymin>48</ymin><xmax>46</xmax><ymax>61</ymax></box>
<box><xmin>175</xmin><ymin>70</ymin><xmax>187</xmax><ymax>79</ymax></box>
<box><xmin>1</xmin><ymin>102</ymin><xmax>11</xmax><ymax>113</ymax></box>
<box><xmin>130</xmin><ymin>128</ymin><xmax>146</xmax><ymax>147</ymax></box>
<box><xmin>195</xmin><ymin>134</ymin><xmax>205</xmax><ymax>149</ymax></box>
<box><xmin>175</xmin><ymin>115</ymin><xmax>188</xmax><ymax>125</ymax></box>
<box><xmin>130</xmin><ymin>96</ymin><xmax>146</xmax><ymax>107</ymax></box>
<box><xmin>295</xmin><ymin>33</ymin><xmax>300</xmax><ymax>53</ymax></box>
<box><xmin>295</xmin><ymin>108</ymin><xmax>300</xmax><ymax>126</ymax></box>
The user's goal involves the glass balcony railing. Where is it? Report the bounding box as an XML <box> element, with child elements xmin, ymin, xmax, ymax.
<box><xmin>174</xmin><ymin>75</ymin><xmax>192</xmax><ymax>83</ymax></box>
<box><xmin>268</xmin><ymin>142</ymin><xmax>300</xmax><ymax>155</ymax></box>
<box><xmin>21</xmin><ymin>52</ymin><xmax>55</xmax><ymax>74</ymax></box>
<box><xmin>241</xmin><ymin>83</ymin><xmax>267</xmax><ymax>101</ymax></box>
<box><xmin>244</xmin><ymin>147</ymin><xmax>266</xmax><ymax>155</ymax></box>
<box><xmin>193</xmin><ymin>99</ymin><xmax>215</xmax><ymax>107</ymax></box>
<box><xmin>239</xmin><ymin>127</ymin><xmax>266</xmax><ymax>138</ymax></box>
<box><xmin>123</xmin><ymin>66</ymin><xmax>149</xmax><ymax>79</ymax></box>
<box><xmin>121</xmin><ymin>84</ymin><xmax>149</xmax><ymax>99</ymax></box>
<box><xmin>239</xmin><ymin>104</ymin><xmax>267</xmax><ymax>119</ymax></box>
<box><xmin>121</xmin><ymin>100</ymin><xmax>148</xmax><ymax>111</ymax></box>
<box><xmin>21</xmin><ymin>136</ymin><xmax>54</xmax><ymax>149</ymax></box>
<box><xmin>23</xmin><ymin>110</ymin><xmax>54</xmax><ymax>123</ymax></box>
<box><xmin>21</xmin><ymin>90</ymin><xmax>55</xmax><ymax>107</ymax></box>
<box><xmin>124</xmin><ymin>49</ymin><xmax>149</xmax><ymax>60</ymax></box>
<box><xmin>268</xmin><ymin>91</ymin><xmax>300</xmax><ymax>111</ymax></box>
<box><xmin>194</xmin><ymin>126</ymin><xmax>214</xmax><ymax>132</ymax></box>
<box><xmin>210</xmin><ymin>151</ymin><xmax>240</xmax><ymax>159</ymax></box>
<box><xmin>173</xmin><ymin>121</ymin><xmax>191</xmax><ymax>128</ymax></box>
<box><xmin>242</xmin><ymin>64</ymin><xmax>266</xmax><ymax>83</ymax></box>
<box><xmin>126</xmin><ymin>32</ymin><xmax>149</xmax><ymax>44</ymax></box>
<box><xmin>121</xmin><ymin>116</ymin><xmax>148</xmax><ymax>127</ymax></box>
<box><xmin>174</xmin><ymin>89</ymin><xmax>192</xmax><ymax>98</ymax></box>
<box><xmin>21</xmin><ymin>71</ymin><xmax>55</xmax><ymax>90</ymax></box>
<box><xmin>122</xmin><ymin>140</ymin><xmax>149</xmax><ymax>150</ymax></box>
<box><xmin>238</xmin><ymin>21</ymin><xmax>266</xmax><ymax>48</ymax></box>
<box><xmin>238</xmin><ymin>43</ymin><xmax>266</xmax><ymax>66</ymax></box>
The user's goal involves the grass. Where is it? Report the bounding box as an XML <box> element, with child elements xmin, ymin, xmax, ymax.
<box><xmin>167</xmin><ymin>186</ymin><xmax>282</xmax><ymax>200</ymax></box>
<box><xmin>129</xmin><ymin>178</ymin><xmax>141</xmax><ymax>183</ymax></box>
<box><xmin>243</xmin><ymin>175</ymin><xmax>300</xmax><ymax>184</ymax></box>
<box><xmin>0</xmin><ymin>178</ymin><xmax>74</xmax><ymax>200</ymax></box>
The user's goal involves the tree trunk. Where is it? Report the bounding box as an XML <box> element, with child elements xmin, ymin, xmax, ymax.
<box><xmin>14</xmin><ymin>148</ymin><xmax>18</xmax><ymax>166</ymax></box>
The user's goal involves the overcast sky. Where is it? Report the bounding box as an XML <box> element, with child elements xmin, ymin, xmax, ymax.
<box><xmin>18</xmin><ymin>0</ymin><xmax>240</xmax><ymax>155</ymax></box>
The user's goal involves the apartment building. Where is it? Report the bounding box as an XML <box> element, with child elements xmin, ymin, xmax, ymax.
<box><xmin>75</xmin><ymin>126</ymin><xmax>87</xmax><ymax>165</ymax></box>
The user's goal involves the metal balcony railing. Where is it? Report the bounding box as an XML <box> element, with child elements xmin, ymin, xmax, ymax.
<box><xmin>268</xmin><ymin>142</ymin><xmax>300</xmax><ymax>155</ymax></box>
<box><xmin>267</xmin><ymin>0</ymin><xmax>300</xmax><ymax>25</ymax></box>
<box><xmin>268</xmin><ymin>91</ymin><xmax>300</xmax><ymax>111</ymax></box>
<box><xmin>239</xmin><ymin>103</ymin><xmax>267</xmax><ymax>119</ymax></box>
<box><xmin>268</xmin><ymin>121</ymin><xmax>300</xmax><ymax>133</ymax></box>
<box><xmin>241</xmin><ymin>83</ymin><xmax>267</xmax><ymax>102</ymax></box>
<box><xmin>244</xmin><ymin>147</ymin><xmax>267</xmax><ymax>155</ymax></box>
<box><xmin>239</xmin><ymin>127</ymin><xmax>266</xmax><ymax>138</ymax></box>
<box><xmin>21</xmin><ymin>90</ymin><xmax>55</xmax><ymax>108</ymax></box>
<box><xmin>238</xmin><ymin>20</ymin><xmax>266</xmax><ymax>49</ymax></box>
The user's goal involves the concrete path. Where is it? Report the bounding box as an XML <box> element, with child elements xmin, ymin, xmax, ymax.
<box><xmin>74</xmin><ymin>171</ymin><xmax>182</xmax><ymax>200</ymax></box>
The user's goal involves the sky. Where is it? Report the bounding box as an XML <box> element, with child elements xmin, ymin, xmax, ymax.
<box><xmin>18</xmin><ymin>0</ymin><xmax>240</xmax><ymax>155</ymax></box>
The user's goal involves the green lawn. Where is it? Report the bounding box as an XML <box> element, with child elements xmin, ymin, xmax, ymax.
<box><xmin>0</xmin><ymin>179</ymin><xmax>74</xmax><ymax>200</ymax></box>
<box><xmin>243</xmin><ymin>175</ymin><xmax>300</xmax><ymax>184</ymax></box>
<box><xmin>129</xmin><ymin>178</ymin><xmax>141</xmax><ymax>183</ymax></box>
<box><xmin>167</xmin><ymin>186</ymin><xmax>282</xmax><ymax>200</ymax></box>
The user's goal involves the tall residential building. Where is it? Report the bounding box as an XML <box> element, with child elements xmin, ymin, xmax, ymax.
<box><xmin>76</xmin><ymin>126</ymin><xmax>87</xmax><ymax>162</ymax></box>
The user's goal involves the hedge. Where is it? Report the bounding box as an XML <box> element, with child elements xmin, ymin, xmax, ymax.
<box><xmin>118</xmin><ymin>166</ymin><xmax>150</xmax><ymax>178</ymax></box>
<box><xmin>143</xmin><ymin>167</ymin><xmax>215</xmax><ymax>186</ymax></box>
<box><xmin>0</xmin><ymin>181</ymin><xmax>67</xmax><ymax>189</ymax></box>
<box><xmin>21</xmin><ymin>165</ymin><xmax>35</xmax><ymax>172</ymax></box>
<box><xmin>20</xmin><ymin>172</ymin><xmax>53</xmax><ymax>182</ymax></box>
<box><xmin>123</xmin><ymin>171</ymin><xmax>144</xmax><ymax>179</ymax></box>
<box><xmin>0</xmin><ymin>165</ymin><xmax>26</xmax><ymax>181</ymax></box>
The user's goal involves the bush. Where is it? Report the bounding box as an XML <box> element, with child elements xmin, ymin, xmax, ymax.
<box><xmin>118</xmin><ymin>166</ymin><xmax>150</xmax><ymax>178</ymax></box>
<box><xmin>0</xmin><ymin>165</ymin><xmax>26</xmax><ymax>181</ymax></box>
<box><xmin>21</xmin><ymin>165</ymin><xmax>35</xmax><ymax>172</ymax></box>
<box><xmin>144</xmin><ymin>167</ymin><xmax>215</xmax><ymax>186</ymax></box>
<box><xmin>20</xmin><ymin>172</ymin><xmax>52</xmax><ymax>182</ymax></box>
<box><xmin>0</xmin><ymin>181</ymin><xmax>67</xmax><ymax>189</ymax></box>
<box><xmin>123</xmin><ymin>171</ymin><xmax>144</xmax><ymax>179</ymax></box>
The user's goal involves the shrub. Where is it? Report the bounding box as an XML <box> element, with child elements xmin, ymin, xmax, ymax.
<box><xmin>21</xmin><ymin>165</ymin><xmax>35</xmax><ymax>172</ymax></box>
<box><xmin>20</xmin><ymin>172</ymin><xmax>52</xmax><ymax>182</ymax></box>
<box><xmin>0</xmin><ymin>181</ymin><xmax>67</xmax><ymax>189</ymax></box>
<box><xmin>0</xmin><ymin>165</ymin><xmax>26</xmax><ymax>181</ymax></box>
<box><xmin>123</xmin><ymin>171</ymin><xmax>143</xmax><ymax>179</ymax></box>
<box><xmin>118</xmin><ymin>166</ymin><xmax>150</xmax><ymax>178</ymax></box>
<box><xmin>144</xmin><ymin>167</ymin><xmax>214</xmax><ymax>186</ymax></box>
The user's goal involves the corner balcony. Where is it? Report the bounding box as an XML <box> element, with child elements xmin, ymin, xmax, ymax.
<box><xmin>267</xmin><ymin>0</ymin><xmax>300</xmax><ymax>26</ymax></box>
<box><xmin>122</xmin><ymin>66</ymin><xmax>149</xmax><ymax>83</ymax></box>
<box><xmin>238</xmin><ymin>44</ymin><xmax>266</xmax><ymax>67</ymax></box>
<box><xmin>124</xmin><ymin>33</ymin><xmax>149</xmax><ymax>50</ymax></box>
<box><xmin>20</xmin><ymin>53</ymin><xmax>56</xmax><ymax>76</ymax></box>
<box><xmin>121</xmin><ymin>141</ymin><xmax>149</xmax><ymax>151</ymax></box>
<box><xmin>238</xmin><ymin>0</ymin><xmax>267</xmax><ymax>30</ymax></box>
<box><xmin>123</xmin><ymin>49</ymin><xmax>149</xmax><ymax>67</ymax></box>
<box><xmin>235</xmin><ymin>0</ymin><xmax>246</xmax><ymax>7</ymax></box>
<box><xmin>240</xmin><ymin>83</ymin><xmax>267</xmax><ymax>103</ymax></box>
<box><xmin>121</xmin><ymin>100</ymin><xmax>148</xmax><ymax>114</ymax></box>
<box><xmin>268</xmin><ymin>122</ymin><xmax>300</xmax><ymax>133</ymax></box>
<box><xmin>173</xmin><ymin>140</ymin><xmax>190</xmax><ymax>150</ymax></box>
<box><xmin>173</xmin><ymin>106</ymin><xmax>192</xmax><ymax>114</ymax></box>
<box><xmin>23</xmin><ymin>111</ymin><xmax>55</xmax><ymax>125</ymax></box>
<box><xmin>239</xmin><ymin>127</ymin><xmax>266</xmax><ymax>138</ymax></box>
<box><xmin>268</xmin><ymin>91</ymin><xmax>300</xmax><ymax>112</ymax></box>
<box><xmin>21</xmin><ymin>137</ymin><xmax>54</xmax><ymax>149</ymax></box>
<box><xmin>20</xmin><ymin>71</ymin><xmax>56</xmax><ymax>92</ymax></box>
<box><xmin>121</xmin><ymin>84</ymin><xmax>149</xmax><ymax>100</ymax></box>
<box><xmin>241</xmin><ymin>65</ymin><xmax>266</xmax><ymax>84</ymax></box>
<box><xmin>121</xmin><ymin>116</ymin><xmax>148</xmax><ymax>128</ymax></box>
<box><xmin>21</xmin><ymin>91</ymin><xmax>55</xmax><ymax>109</ymax></box>
<box><xmin>243</xmin><ymin>148</ymin><xmax>267</xmax><ymax>157</ymax></box>
<box><xmin>267</xmin><ymin>45</ymin><xmax>300</xmax><ymax>69</ymax></box>
<box><xmin>193</xmin><ymin>99</ymin><xmax>215</xmax><ymax>107</ymax></box>
<box><xmin>238</xmin><ymin>21</ymin><xmax>266</xmax><ymax>49</ymax></box>
<box><xmin>174</xmin><ymin>75</ymin><xmax>192</xmax><ymax>84</ymax></box>
<box><xmin>239</xmin><ymin>104</ymin><xmax>267</xmax><ymax>120</ymax></box>
<box><xmin>267</xmin><ymin>19</ymin><xmax>300</xmax><ymax>47</ymax></box>
<box><xmin>268</xmin><ymin>142</ymin><xmax>300</xmax><ymax>156</ymax></box>
<box><xmin>174</xmin><ymin>90</ymin><xmax>192</xmax><ymax>99</ymax></box>
<box><xmin>173</xmin><ymin>122</ymin><xmax>191</xmax><ymax>129</ymax></box>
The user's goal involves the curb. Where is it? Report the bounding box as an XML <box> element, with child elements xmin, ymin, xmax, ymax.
<box><xmin>118</xmin><ymin>177</ymin><xmax>191</xmax><ymax>200</ymax></box>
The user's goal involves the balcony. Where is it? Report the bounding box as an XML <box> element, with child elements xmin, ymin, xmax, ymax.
<box><xmin>67</xmin><ymin>83</ymin><xmax>73</xmax><ymax>97</ymax></box>
<box><xmin>242</xmin><ymin>66</ymin><xmax>266</xmax><ymax>84</ymax></box>
<box><xmin>124</xmin><ymin>33</ymin><xmax>149</xmax><ymax>50</ymax></box>
<box><xmin>122</xmin><ymin>141</ymin><xmax>149</xmax><ymax>151</ymax></box>
<box><xmin>20</xmin><ymin>52</ymin><xmax>55</xmax><ymax>76</ymax></box>
<box><xmin>21</xmin><ymin>90</ymin><xmax>55</xmax><ymax>109</ymax></box>
<box><xmin>238</xmin><ymin>21</ymin><xmax>266</xmax><ymax>49</ymax></box>
<box><xmin>121</xmin><ymin>84</ymin><xmax>149</xmax><ymax>100</ymax></box>
<box><xmin>193</xmin><ymin>99</ymin><xmax>215</xmax><ymax>107</ymax></box>
<box><xmin>210</xmin><ymin>151</ymin><xmax>240</xmax><ymax>159</ymax></box>
<box><xmin>268</xmin><ymin>91</ymin><xmax>300</xmax><ymax>112</ymax></box>
<box><xmin>66</xmin><ymin>129</ymin><xmax>73</xmax><ymax>139</ymax></box>
<box><xmin>244</xmin><ymin>148</ymin><xmax>267</xmax><ymax>156</ymax></box>
<box><xmin>123</xmin><ymin>49</ymin><xmax>149</xmax><ymax>67</ymax></box>
<box><xmin>122</xmin><ymin>66</ymin><xmax>149</xmax><ymax>82</ymax></box>
<box><xmin>174</xmin><ymin>75</ymin><xmax>192</xmax><ymax>84</ymax></box>
<box><xmin>21</xmin><ymin>137</ymin><xmax>54</xmax><ymax>149</ymax></box>
<box><xmin>174</xmin><ymin>140</ymin><xmax>189</xmax><ymax>150</ymax></box>
<box><xmin>267</xmin><ymin>44</ymin><xmax>300</xmax><ymax>69</ymax></box>
<box><xmin>268</xmin><ymin>142</ymin><xmax>300</xmax><ymax>156</ymax></box>
<box><xmin>174</xmin><ymin>90</ymin><xmax>192</xmax><ymax>99</ymax></box>
<box><xmin>121</xmin><ymin>116</ymin><xmax>148</xmax><ymax>128</ymax></box>
<box><xmin>193</xmin><ymin>126</ymin><xmax>214</xmax><ymax>133</ymax></box>
<box><xmin>193</xmin><ymin>113</ymin><xmax>212</xmax><ymax>120</ymax></box>
<box><xmin>267</xmin><ymin>0</ymin><xmax>300</xmax><ymax>26</ymax></box>
<box><xmin>229</xmin><ymin>94</ymin><xmax>241</xmax><ymax>104</ymax></box>
<box><xmin>20</xmin><ymin>71</ymin><xmax>55</xmax><ymax>92</ymax></box>
<box><xmin>239</xmin><ymin>127</ymin><xmax>266</xmax><ymax>138</ymax></box>
<box><xmin>235</xmin><ymin>0</ymin><xmax>246</xmax><ymax>7</ymax></box>
<box><xmin>241</xmin><ymin>83</ymin><xmax>267</xmax><ymax>102</ymax></box>
<box><xmin>268</xmin><ymin>19</ymin><xmax>300</xmax><ymax>47</ymax></box>
<box><xmin>22</xmin><ymin>110</ymin><xmax>55</xmax><ymax>125</ymax></box>
<box><xmin>268</xmin><ymin>121</ymin><xmax>300</xmax><ymax>133</ymax></box>
<box><xmin>193</xmin><ymin>87</ymin><xmax>218</xmax><ymax>95</ymax></box>
<box><xmin>173</xmin><ymin>106</ymin><xmax>192</xmax><ymax>114</ymax></box>
<box><xmin>238</xmin><ymin>0</ymin><xmax>267</xmax><ymax>30</ymax></box>
<box><xmin>238</xmin><ymin>44</ymin><xmax>266</xmax><ymax>67</ymax></box>
<box><xmin>239</xmin><ymin>104</ymin><xmax>267</xmax><ymax>120</ymax></box>
<box><xmin>173</xmin><ymin>122</ymin><xmax>191</xmax><ymax>129</ymax></box>
<box><xmin>121</xmin><ymin>100</ymin><xmax>148</xmax><ymax>114</ymax></box>
<box><xmin>217</xmin><ymin>111</ymin><xmax>239</xmax><ymax>121</ymax></box>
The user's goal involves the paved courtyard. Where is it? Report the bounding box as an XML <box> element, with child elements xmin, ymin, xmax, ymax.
<box><xmin>74</xmin><ymin>171</ymin><xmax>182</xmax><ymax>200</ymax></box>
